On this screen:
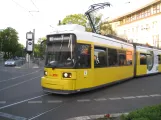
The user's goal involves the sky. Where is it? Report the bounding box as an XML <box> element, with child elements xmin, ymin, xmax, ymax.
<box><xmin>0</xmin><ymin>0</ymin><xmax>153</xmax><ymax>46</ymax></box>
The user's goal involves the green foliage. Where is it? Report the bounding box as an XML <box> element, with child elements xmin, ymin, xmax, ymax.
<box><xmin>61</xmin><ymin>14</ymin><xmax>87</xmax><ymax>27</ymax></box>
<box><xmin>0</xmin><ymin>27</ymin><xmax>23</xmax><ymax>59</ymax></box>
<box><xmin>121</xmin><ymin>104</ymin><xmax>161</xmax><ymax>120</ymax></box>
<box><xmin>34</xmin><ymin>37</ymin><xmax>46</xmax><ymax>58</ymax></box>
<box><xmin>100</xmin><ymin>22</ymin><xmax>116</xmax><ymax>35</ymax></box>
<box><xmin>61</xmin><ymin>13</ymin><xmax>116</xmax><ymax>34</ymax></box>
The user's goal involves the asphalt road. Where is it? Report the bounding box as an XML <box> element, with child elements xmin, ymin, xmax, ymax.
<box><xmin>0</xmin><ymin>65</ymin><xmax>161</xmax><ymax>120</ymax></box>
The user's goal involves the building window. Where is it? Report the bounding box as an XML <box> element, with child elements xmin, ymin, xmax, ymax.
<box><xmin>140</xmin><ymin>53</ymin><xmax>146</xmax><ymax>65</ymax></box>
<box><xmin>153</xmin><ymin>34</ymin><xmax>159</xmax><ymax>47</ymax></box>
<box><xmin>136</xmin><ymin>13</ymin><xmax>140</xmax><ymax>19</ymax></box>
<box><xmin>94</xmin><ymin>47</ymin><xmax>107</xmax><ymax>67</ymax></box>
<box><xmin>157</xmin><ymin>4</ymin><xmax>160</xmax><ymax>13</ymax></box>
<box><xmin>153</xmin><ymin>4</ymin><xmax>160</xmax><ymax>14</ymax></box>
<box><xmin>147</xmin><ymin>8</ymin><xmax>151</xmax><ymax>16</ymax></box>
<box><xmin>124</xmin><ymin>30</ymin><xmax>126</xmax><ymax>35</ymax></box>
<box><xmin>136</xmin><ymin>26</ymin><xmax>139</xmax><ymax>32</ymax></box>
<box><xmin>108</xmin><ymin>48</ymin><xmax>118</xmax><ymax>66</ymax></box>
<box><xmin>153</xmin><ymin>5</ymin><xmax>157</xmax><ymax>14</ymax></box>
<box><xmin>141</xmin><ymin>11</ymin><xmax>145</xmax><ymax>18</ymax></box>
<box><xmin>145</xmin><ymin>9</ymin><xmax>148</xmax><ymax>17</ymax></box>
<box><xmin>152</xmin><ymin>21</ymin><xmax>157</xmax><ymax>28</ymax></box>
<box><xmin>132</xmin><ymin>28</ymin><xmax>134</xmax><ymax>32</ymax></box>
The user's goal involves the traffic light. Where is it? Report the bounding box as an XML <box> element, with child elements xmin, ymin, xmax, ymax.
<box><xmin>26</xmin><ymin>31</ymin><xmax>34</xmax><ymax>55</ymax></box>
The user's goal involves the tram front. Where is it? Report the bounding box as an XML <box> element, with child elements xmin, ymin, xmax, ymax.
<box><xmin>41</xmin><ymin>33</ymin><xmax>77</xmax><ymax>94</ymax></box>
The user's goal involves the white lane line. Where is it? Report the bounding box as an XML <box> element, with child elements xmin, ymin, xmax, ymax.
<box><xmin>0</xmin><ymin>112</ymin><xmax>27</xmax><ymax>120</ymax></box>
<box><xmin>47</xmin><ymin>100</ymin><xmax>63</xmax><ymax>103</ymax></box>
<box><xmin>0</xmin><ymin>76</ymin><xmax>41</xmax><ymax>92</ymax></box>
<box><xmin>149</xmin><ymin>94</ymin><xmax>161</xmax><ymax>97</ymax></box>
<box><xmin>0</xmin><ymin>93</ymin><xmax>50</xmax><ymax>110</ymax></box>
<box><xmin>15</xmin><ymin>66</ymin><xmax>21</xmax><ymax>68</ymax></box>
<box><xmin>0</xmin><ymin>69</ymin><xmax>41</xmax><ymax>83</ymax></box>
<box><xmin>0</xmin><ymin>101</ymin><xmax>6</xmax><ymax>104</ymax></box>
<box><xmin>33</xmin><ymin>66</ymin><xmax>39</xmax><ymax>68</ymax></box>
<box><xmin>136</xmin><ymin>95</ymin><xmax>149</xmax><ymax>98</ymax></box>
<box><xmin>109</xmin><ymin>97</ymin><xmax>121</xmax><ymax>100</ymax></box>
<box><xmin>94</xmin><ymin>98</ymin><xmax>107</xmax><ymax>101</ymax></box>
<box><xmin>122</xmin><ymin>96</ymin><xmax>136</xmax><ymax>99</ymax></box>
<box><xmin>77</xmin><ymin>99</ymin><xmax>91</xmax><ymax>102</ymax></box>
<box><xmin>28</xmin><ymin>101</ymin><xmax>42</xmax><ymax>104</ymax></box>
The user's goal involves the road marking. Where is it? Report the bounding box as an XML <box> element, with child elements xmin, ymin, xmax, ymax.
<box><xmin>67</xmin><ymin>116</ymin><xmax>91</xmax><ymax>120</ymax></box>
<box><xmin>122</xmin><ymin>96</ymin><xmax>136</xmax><ymax>99</ymax></box>
<box><xmin>28</xmin><ymin>101</ymin><xmax>42</xmax><ymax>104</ymax></box>
<box><xmin>15</xmin><ymin>66</ymin><xmax>21</xmax><ymax>68</ymax></box>
<box><xmin>109</xmin><ymin>97</ymin><xmax>121</xmax><ymax>100</ymax></box>
<box><xmin>77</xmin><ymin>99</ymin><xmax>91</xmax><ymax>102</ymax></box>
<box><xmin>94</xmin><ymin>98</ymin><xmax>107</xmax><ymax>101</ymax></box>
<box><xmin>0</xmin><ymin>93</ymin><xmax>50</xmax><ymax>110</ymax></box>
<box><xmin>33</xmin><ymin>66</ymin><xmax>39</xmax><ymax>68</ymax></box>
<box><xmin>0</xmin><ymin>101</ymin><xmax>6</xmax><ymax>104</ymax></box>
<box><xmin>28</xmin><ymin>103</ymin><xmax>67</xmax><ymax>120</ymax></box>
<box><xmin>149</xmin><ymin>94</ymin><xmax>161</xmax><ymax>97</ymax></box>
<box><xmin>136</xmin><ymin>95</ymin><xmax>149</xmax><ymax>98</ymax></box>
<box><xmin>0</xmin><ymin>112</ymin><xmax>27</xmax><ymax>120</ymax></box>
<box><xmin>0</xmin><ymin>76</ymin><xmax>41</xmax><ymax>92</ymax></box>
<box><xmin>0</xmin><ymin>69</ymin><xmax>41</xmax><ymax>83</ymax></box>
<box><xmin>47</xmin><ymin>100</ymin><xmax>63</xmax><ymax>103</ymax></box>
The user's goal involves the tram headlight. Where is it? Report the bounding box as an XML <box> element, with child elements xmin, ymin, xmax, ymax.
<box><xmin>63</xmin><ymin>72</ymin><xmax>72</xmax><ymax>78</ymax></box>
<box><xmin>44</xmin><ymin>71</ymin><xmax>47</xmax><ymax>76</ymax></box>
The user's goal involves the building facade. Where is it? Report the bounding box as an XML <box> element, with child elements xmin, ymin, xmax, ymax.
<box><xmin>110</xmin><ymin>0</ymin><xmax>161</xmax><ymax>48</ymax></box>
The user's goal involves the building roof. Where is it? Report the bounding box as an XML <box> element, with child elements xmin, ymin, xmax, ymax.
<box><xmin>110</xmin><ymin>0</ymin><xmax>160</xmax><ymax>22</ymax></box>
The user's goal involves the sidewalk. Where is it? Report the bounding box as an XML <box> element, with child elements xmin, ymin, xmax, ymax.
<box><xmin>66</xmin><ymin>113</ymin><xmax>129</xmax><ymax>120</ymax></box>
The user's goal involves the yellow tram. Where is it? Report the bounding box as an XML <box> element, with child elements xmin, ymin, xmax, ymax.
<box><xmin>41</xmin><ymin>24</ymin><xmax>161</xmax><ymax>94</ymax></box>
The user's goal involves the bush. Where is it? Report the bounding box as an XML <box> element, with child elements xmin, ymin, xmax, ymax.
<box><xmin>121</xmin><ymin>104</ymin><xmax>161</xmax><ymax>120</ymax></box>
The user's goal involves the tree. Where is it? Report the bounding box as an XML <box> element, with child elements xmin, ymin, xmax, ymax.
<box><xmin>15</xmin><ymin>43</ymin><xmax>25</xmax><ymax>57</ymax></box>
<box><xmin>86</xmin><ymin>13</ymin><xmax>103</xmax><ymax>33</ymax></box>
<box><xmin>61</xmin><ymin>13</ymin><xmax>116</xmax><ymax>35</ymax></box>
<box><xmin>34</xmin><ymin>37</ymin><xmax>47</xmax><ymax>58</ymax></box>
<box><xmin>0</xmin><ymin>27</ymin><xmax>19</xmax><ymax>59</ymax></box>
<box><xmin>61</xmin><ymin>14</ymin><xmax>87</xmax><ymax>27</ymax></box>
<box><xmin>61</xmin><ymin>14</ymin><xmax>93</xmax><ymax>32</ymax></box>
<box><xmin>100</xmin><ymin>22</ymin><xmax>117</xmax><ymax>35</ymax></box>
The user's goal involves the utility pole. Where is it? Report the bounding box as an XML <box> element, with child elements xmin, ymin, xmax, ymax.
<box><xmin>33</xmin><ymin>29</ymin><xmax>35</xmax><ymax>59</ymax></box>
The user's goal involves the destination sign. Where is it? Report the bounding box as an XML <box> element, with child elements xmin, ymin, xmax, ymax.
<box><xmin>49</xmin><ymin>35</ymin><xmax>71</xmax><ymax>42</ymax></box>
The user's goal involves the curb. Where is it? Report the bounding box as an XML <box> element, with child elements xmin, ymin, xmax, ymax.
<box><xmin>66</xmin><ymin>113</ymin><xmax>129</xmax><ymax>120</ymax></box>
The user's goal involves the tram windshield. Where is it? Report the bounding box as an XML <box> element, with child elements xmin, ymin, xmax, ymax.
<box><xmin>45</xmin><ymin>34</ymin><xmax>76</xmax><ymax>68</ymax></box>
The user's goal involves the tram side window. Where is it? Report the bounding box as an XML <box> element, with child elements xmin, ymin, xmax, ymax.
<box><xmin>118</xmin><ymin>50</ymin><xmax>127</xmax><ymax>66</ymax></box>
<box><xmin>158</xmin><ymin>55</ymin><xmax>161</xmax><ymax>64</ymax></box>
<box><xmin>77</xmin><ymin>44</ymin><xmax>91</xmax><ymax>68</ymax></box>
<box><xmin>140</xmin><ymin>53</ymin><xmax>146</xmax><ymax>65</ymax></box>
<box><xmin>108</xmin><ymin>48</ymin><xmax>118</xmax><ymax>66</ymax></box>
<box><xmin>94</xmin><ymin>47</ymin><xmax>107</xmax><ymax>68</ymax></box>
<box><xmin>126</xmin><ymin>51</ymin><xmax>133</xmax><ymax>65</ymax></box>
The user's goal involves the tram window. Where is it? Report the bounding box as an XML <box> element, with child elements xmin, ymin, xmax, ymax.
<box><xmin>94</xmin><ymin>47</ymin><xmax>107</xmax><ymax>67</ymax></box>
<box><xmin>158</xmin><ymin>55</ymin><xmax>161</xmax><ymax>64</ymax></box>
<box><xmin>140</xmin><ymin>53</ymin><xmax>146</xmax><ymax>65</ymax></box>
<box><xmin>118</xmin><ymin>50</ymin><xmax>127</xmax><ymax>66</ymax></box>
<box><xmin>126</xmin><ymin>51</ymin><xmax>133</xmax><ymax>65</ymax></box>
<box><xmin>108</xmin><ymin>48</ymin><xmax>118</xmax><ymax>66</ymax></box>
<box><xmin>76</xmin><ymin>44</ymin><xmax>91</xmax><ymax>68</ymax></box>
